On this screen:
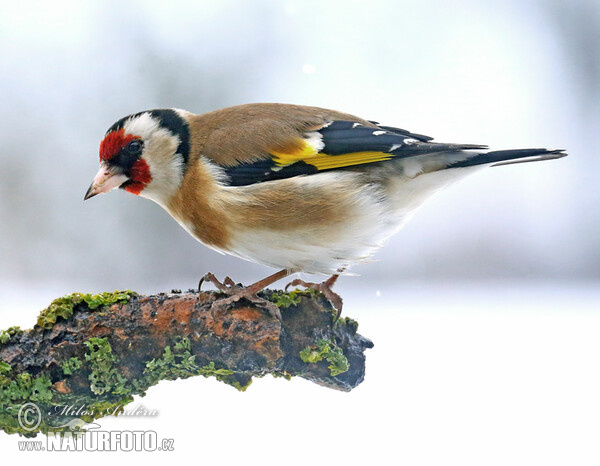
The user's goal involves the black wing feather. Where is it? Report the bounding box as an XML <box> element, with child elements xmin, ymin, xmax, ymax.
<box><xmin>222</xmin><ymin>120</ymin><xmax>485</xmax><ymax>186</ymax></box>
<box><xmin>319</xmin><ymin>121</ymin><xmax>485</xmax><ymax>156</ymax></box>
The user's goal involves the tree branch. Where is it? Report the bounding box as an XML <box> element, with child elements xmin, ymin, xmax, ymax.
<box><xmin>0</xmin><ymin>289</ymin><xmax>373</xmax><ymax>436</ymax></box>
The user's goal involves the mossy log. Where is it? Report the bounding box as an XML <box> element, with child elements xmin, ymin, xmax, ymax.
<box><xmin>0</xmin><ymin>289</ymin><xmax>373</xmax><ymax>436</ymax></box>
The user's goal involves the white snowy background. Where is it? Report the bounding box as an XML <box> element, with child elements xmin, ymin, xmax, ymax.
<box><xmin>1</xmin><ymin>1</ymin><xmax>599</xmax><ymax>465</ymax></box>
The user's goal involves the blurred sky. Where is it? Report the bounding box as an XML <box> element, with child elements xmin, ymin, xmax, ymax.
<box><xmin>0</xmin><ymin>0</ymin><xmax>598</xmax><ymax>295</ymax></box>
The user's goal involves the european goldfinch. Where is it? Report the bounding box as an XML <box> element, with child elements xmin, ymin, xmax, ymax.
<box><xmin>85</xmin><ymin>103</ymin><xmax>566</xmax><ymax>316</ymax></box>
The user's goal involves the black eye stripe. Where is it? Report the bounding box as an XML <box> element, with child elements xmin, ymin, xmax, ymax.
<box><xmin>126</xmin><ymin>139</ymin><xmax>143</xmax><ymax>155</ymax></box>
<box><xmin>106</xmin><ymin>108</ymin><xmax>190</xmax><ymax>173</ymax></box>
<box><xmin>109</xmin><ymin>142</ymin><xmax>143</xmax><ymax>173</ymax></box>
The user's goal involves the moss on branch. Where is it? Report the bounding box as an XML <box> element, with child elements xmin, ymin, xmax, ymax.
<box><xmin>0</xmin><ymin>288</ymin><xmax>373</xmax><ymax>437</ymax></box>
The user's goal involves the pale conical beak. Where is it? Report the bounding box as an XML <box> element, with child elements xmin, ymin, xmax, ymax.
<box><xmin>84</xmin><ymin>164</ymin><xmax>129</xmax><ymax>201</ymax></box>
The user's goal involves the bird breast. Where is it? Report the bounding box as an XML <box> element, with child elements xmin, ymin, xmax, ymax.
<box><xmin>166</xmin><ymin>158</ymin><xmax>478</xmax><ymax>275</ymax></box>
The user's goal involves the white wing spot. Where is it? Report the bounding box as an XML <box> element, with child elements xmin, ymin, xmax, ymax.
<box><xmin>304</xmin><ymin>131</ymin><xmax>325</xmax><ymax>152</ymax></box>
<box><xmin>352</xmin><ymin>122</ymin><xmax>362</xmax><ymax>128</ymax></box>
<box><xmin>403</xmin><ymin>138</ymin><xmax>419</xmax><ymax>145</ymax></box>
<box><xmin>373</xmin><ymin>130</ymin><xmax>386</xmax><ymax>136</ymax></box>
<box><xmin>390</xmin><ymin>144</ymin><xmax>402</xmax><ymax>151</ymax></box>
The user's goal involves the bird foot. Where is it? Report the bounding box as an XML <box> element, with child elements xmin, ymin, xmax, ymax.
<box><xmin>198</xmin><ymin>272</ymin><xmax>282</xmax><ymax>320</ymax></box>
<box><xmin>285</xmin><ymin>277</ymin><xmax>343</xmax><ymax>320</ymax></box>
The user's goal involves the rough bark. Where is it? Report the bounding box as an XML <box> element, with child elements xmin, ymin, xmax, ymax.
<box><xmin>0</xmin><ymin>289</ymin><xmax>373</xmax><ymax>436</ymax></box>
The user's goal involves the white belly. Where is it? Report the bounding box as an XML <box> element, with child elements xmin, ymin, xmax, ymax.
<box><xmin>225</xmin><ymin>166</ymin><xmax>479</xmax><ymax>274</ymax></box>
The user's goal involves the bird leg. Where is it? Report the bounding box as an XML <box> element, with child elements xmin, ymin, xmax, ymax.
<box><xmin>285</xmin><ymin>274</ymin><xmax>343</xmax><ymax>320</ymax></box>
<box><xmin>198</xmin><ymin>269</ymin><xmax>291</xmax><ymax>320</ymax></box>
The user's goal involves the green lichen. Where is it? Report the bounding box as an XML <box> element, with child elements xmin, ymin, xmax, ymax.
<box><xmin>267</xmin><ymin>288</ymin><xmax>329</xmax><ymax>308</ymax></box>
<box><xmin>0</xmin><ymin>320</ymin><xmax>254</xmax><ymax>436</ymax></box>
<box><xmin>0</xmin><ymin>326</ymin><xmax>22</xmax><ymax>346</ymax></box>
<box><xmin>144</xmin><ymin>338</ymin><xmax>204</xmax><ymax>380</ymax></box>
<box><xmin>198</xmin><ymin>361</ymin><xmax>236</xmax><ymax>379</ymax></box>
<box><xmin>269</xmin><ymin>291</ymin><xmax>302</xmax><ymax>308</ymax></box>
<box><xmin>0</xmin><ymin>361</ymin><xmax>12</xmax><ymax>374</ymax></box>
<box><xmin>60</xmin><ymin>357</ymin><xmax>82</xmax><ymax>376</ymax></box>
<box><xmin>271</xmin><ymin>371</ymin><xmax>292</xmax><ymax>381</ymax></box>
<box><xmin>0</xmin><ymin>336</ymin><xmax>137</xmax><ymax>436</ymax></box>
<box><xmin>142</xmin><ymin>337</ymin><xmax>248</xmax><ymax>390</ymax></box>
<box><xmin>79</xmin><ymin>335</ymin><xmax>247</xmax><ymax>409</ymax></box>
<box><xmin>269</xmin><ymin>288</ymin><xmax>345</xmax><ymax>322</ymax></box>
<box><xmin>36</xmin><ymin>291</ymin><xmax>137</xmax><ymax>329</ymax></box>
<box><xmin>0</xmin><ymin>372</ymin><xmax>53</xmax><ymax>404</ymax></box>
<box><xmin>84</xmin><ymin>337</ymin><xmax>128</xmax><ymax>396</ymax></box>
<box><xmin>228</xmin><ymin>378</ymin><xmax>253</xmax><ymax>391</ymax></box>
<box><xmin>299</xmin><ymin>339</ymin><xmax>349</xmax><ymax>377</ymax></box>
<box><xmin>0</xmin><ymin>370</ymin><xmax>55</xmax><ymax>436</ymax></box>
<box><xmin>336</xmin><ymin>316</ymin><xmax>359</xmax><ymax>333</ymax></box>
<box><xmin>1</xmin><ymin>285</ymin><xmax>363</xmax><ymax>437</ymax></box>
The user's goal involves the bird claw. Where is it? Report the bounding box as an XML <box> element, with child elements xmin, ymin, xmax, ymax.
<box><xmin>199</xmin><ymin>272</ymin><xmax>241</xmax><ymax>293</ymax></box>
<box><xmin>285</xmin><ymin>277</ymin><xmax>343</xmax><ymax>321</ymax></box>
<box><xmin>198</xmin><ymin>272</ymin><xmax>282</xmax><ymax>321</ymax></box>
<box><xmin>209</xmin><ymin>292</ymin><xmax>282</xmax><ymax>321</ymax></box>
<box><xmin>223</xmin><ymin>276</ymin><xmax>237</xmax><ymax>287</ymax></box>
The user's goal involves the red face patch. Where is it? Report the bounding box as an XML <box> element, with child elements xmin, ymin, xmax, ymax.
<box><xmin>99</xmin><ymin>128</ymin><xmax>136</xmax><ymax>161</ymax></box>
<box><xmin>123</xmin><ymin>159</ymin><xmax>152</xmax><ymax>195</ymax></box>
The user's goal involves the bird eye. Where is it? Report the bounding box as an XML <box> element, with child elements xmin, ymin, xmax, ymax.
<box><xmin>126</xmin><ymin>140</ymin><xmax>143</xmax><ymax>155</ymax></box>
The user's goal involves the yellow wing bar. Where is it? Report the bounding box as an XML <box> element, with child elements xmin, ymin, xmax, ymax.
<box><xmin>270</xmin><ymin>138</ymin><xmax>394</xmax><ymax>171</ymax></box>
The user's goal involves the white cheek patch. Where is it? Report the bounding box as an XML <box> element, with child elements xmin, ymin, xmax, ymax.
<box><xmin>123</xmin><ymin>113</ymin><xmax>182</xmax><ymax>156</ymax></box>
<box><xmin>122</xmin><ymin>112</ymin><xmax>185</xmax><ymax>205</ymax></box>
<box><xmin>139</xmin><ymin>137</ymin><xmax>184</xmax><ymax>205</ymax></box>
<box><xmin>123</xmin><ymin>113</ymin><xmax>160</xmax><ymax>139</ymax></box>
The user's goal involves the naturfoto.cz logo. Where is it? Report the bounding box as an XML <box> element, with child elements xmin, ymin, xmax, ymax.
<box><xmin>19</xmin><ymin>431</ymin><xmax>174</xmax><ymax>452</ymax></box>
<box><xmin>16</xmin><ymin>402</ymin><xmax>172</xmax><ymax>452</ymax></box>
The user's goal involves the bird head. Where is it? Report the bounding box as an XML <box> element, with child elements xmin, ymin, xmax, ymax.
<box><xmin>85</xmin><ymin>109</ymin><xmax>191</xmax><ymax>205</ymax></box>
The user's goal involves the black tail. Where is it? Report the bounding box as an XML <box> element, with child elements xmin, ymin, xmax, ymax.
<box><xmin>447</xmin><ymin>148</ymin><xmax>567</xmax><ymax>169</ymax></box>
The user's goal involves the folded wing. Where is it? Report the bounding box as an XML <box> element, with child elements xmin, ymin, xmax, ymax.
<box><xmin>216</xmin><ymin>120</ymin><xmax>487</xmax><ymax>187</ymax></box>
